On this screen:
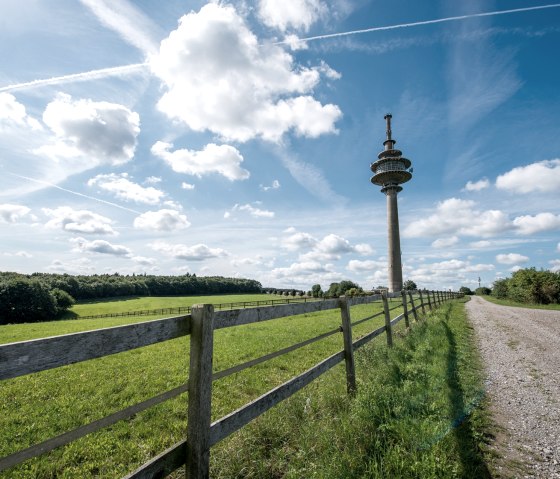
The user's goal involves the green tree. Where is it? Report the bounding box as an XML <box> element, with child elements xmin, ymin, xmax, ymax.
<box><xmin>459</xmin><ymin>286</ymin><xmax>474</xmax><ymax>295</ymax></box>
<box><xmin>491</xmin><ymin>279</ymin><xmax>509</xmax><ymax>299</ymax></box>
<box><xmin>0</xmin><ymin>278</ymin><xmax>57</xmax><ymax>324</ymax></box>
<box><xmin>402</xmin><ymin>280</ymin><xmax>417</xmax><ymax>290</ymax></box>
<box><xmin>51</xmin><ymin>288</ymin><xmax>76</xmax><ymax>315</ymax></box>
<box><xmin>327</xmin><ymin>280</ymin><xmax>362</xmax><ymax>297</ymax></box>
<box><xmin>475</xmin><ymin>287</ymin><xmax>491</xmax><ymax>296</ymax></box>
<box><xmin>311</xmin><ymin>284</ymin><xmax>323</xmax><ymax>298</ymax></box>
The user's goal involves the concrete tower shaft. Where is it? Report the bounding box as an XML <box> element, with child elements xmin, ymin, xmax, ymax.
<box><xmin>370</xmin><ymin>114</ymin><xmax>413</xmax><ymax>293</ymax></box>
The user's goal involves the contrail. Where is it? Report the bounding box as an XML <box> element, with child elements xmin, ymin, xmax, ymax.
<box><xmin>0</xmin><ymin>63</ymin><xmax>148</xmax><ymax>93</ymax></box>
<box><xmin>8</xmin><ymin>173</ymin><xmax>141</xmax><ymax>214</ymax></box>
<box><xmin>274</xmin><ymin>3</ymin><xmax>560</xmax><ymax>45</ymax></box>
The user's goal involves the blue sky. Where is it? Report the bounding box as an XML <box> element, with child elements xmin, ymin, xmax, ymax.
<box><xmin>1</xmin><ymin>0</ymin><xmax>559</xmax><ymax>292</ymax></box>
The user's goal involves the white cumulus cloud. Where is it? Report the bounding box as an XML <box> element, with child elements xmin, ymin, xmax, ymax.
<box><xmin>152</xmin><ymin>141</ymin><xmax>250</xmax><ymax>181</ymax></box>
<box><xmin>260</xmin><ymin>179</ymin><xmax>281</xmax><ymax>191</ymax></box>
<box><xmin>150</xmin><ymin>241</ymin><xmax>228</xmax><ymax>261</ymax></box>
<box><xmin>257</xmin><ymin>0</ymin><xmax>327</xmax><ymax>32</ymax></box>
<box><xmin>404</xmin><ymin>198</ymin><xmax>512</xmax><ymax>238</ymax></box>
<box><xmin>71</xmin><ymin>237</ymin><xmax>132</xmax><ymax>256</ymax></box>
<box><xmin>36</xmin><ymin>93</ymin><xmax>140</xmax><ymax>167</ymax></box>
<box><xmin>88</xmin><ymin>173</ymin><xmax>165</xmax><ymax>205</ymax></box>
<box><xmin>227</xmin><ymin>203</ymin><xmax>275</xmax><ymax>219</ymax></box>
<box><xmin>149</xmin><ymin>3</ymin><xmax>341</xmax><ymax>143</ymax></box>
<box><xmin>43</xmin><ymin>206</ymin><xmax>116</xmax><ymax>235</ymax></box>
<box><xmin>496</xmin><ymin>159</ymin><xmax>560</xmax><ymax>193</ymax></box>
<box><xmin>513</xmin><ymin>213</ymin><xmax>560</xmax><ymax>235</ymax></box>
<box><xmin>347</xmin><ymin>259</ymin><xmax>385</xmax><ymax>272</ymax></box>
<box><xmin>0</xmin><ymin>93</ymin><xmax>42</xmax><ymax>130</ymax></box>
<box><xmin>133</xmin><ymin>209</ymin><xmax>190</xmax><ymax>231</ymax></box>
<box><xmin>0</xmin><ymin>203</ymin><xmax>34</xmax><ymax>223</ymax></box>
<box><xmin>496</xmin><ymin>253</ymin><xmax>529</xmax><ymax>265</ymax></box>
<box><xmin>432</xmin><ymin>236</ymin><xmax>459</xmax><ymax>249</ymax></box>
<box><xmin>463</xmin><ymin>178</ymin><xmax>489</xmax><ymax>192</ymax></box>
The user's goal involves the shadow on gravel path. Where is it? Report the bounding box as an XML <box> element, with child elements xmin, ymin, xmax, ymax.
<box><xmin>442</xmin><ymin>317</ymin><xmax>492</xmax><ymax>478</ymax></box>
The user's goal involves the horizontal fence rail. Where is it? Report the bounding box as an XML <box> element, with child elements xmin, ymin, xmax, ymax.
<box><xmin>0</xmin><ymin>290</ymin><xmax>461</xmax><ymax>477</ymax></box>
<box><xmin>76</xmin><ymin>294</ymin><xmax>405</xmax><ymax>320</ymax></box>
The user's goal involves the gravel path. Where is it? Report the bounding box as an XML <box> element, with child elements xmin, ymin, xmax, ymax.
<box><xmin>466</xmin><ymin>296</ymin><xmax>560</xmax><ymax>478</ymax></box>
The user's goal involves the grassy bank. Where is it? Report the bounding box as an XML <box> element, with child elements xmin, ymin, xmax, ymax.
<box><xmin>209</xmin><ymin>298</ymin><xmax>492</xmax><ymax>478</ymax></box>
<box><xmin>479</xmin><ymin>295</ymin><xmax>560</xmax><ymax>311</ymax></box>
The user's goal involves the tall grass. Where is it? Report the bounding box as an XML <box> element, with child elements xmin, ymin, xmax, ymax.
<box><xmin>209</xmin><ymin>298</ymin><xmax>492</xmax><ymax>478</ymax></box>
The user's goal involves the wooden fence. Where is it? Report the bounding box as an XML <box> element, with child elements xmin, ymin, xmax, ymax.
<box><xmin>78</xmin><ymin>296</ymin><xmax>319</xmax><ymax>320</ymax></box>
<box><xmin>0</xmin><ymin>290</ymin><xmax>461</xmax><ymax>478</ymax></box>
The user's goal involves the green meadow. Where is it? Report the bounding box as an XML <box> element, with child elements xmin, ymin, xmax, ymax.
<box><xmin>0</xmin><ymin>294</ymin><xmax>277</xmax><ymax>344</ymax></box>
<box><xmin>0</xmin><ymin>295</ymin><xmax>490</xmax><ymax>478</ymax></box>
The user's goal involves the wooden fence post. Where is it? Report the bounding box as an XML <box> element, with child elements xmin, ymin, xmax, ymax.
<box><xmin>339</xmin><ymin>297</ymin><xmax>356</xmax><ymax>396</ymax></box>
<box><xmin>432</xmin><ymin>291</ymin><xmax>437</xmax><ymax>307</ymax></box>
<box><xmin>408</xmin><ymin>291</ymin><xmax>419</xmax><ymax>322</ymax></box>
<box><xmin>426</xmin><ymin>290</ymin><xmax>432</xmax><ymax>311</ymax></box>
<box><xmin>401</xmin><ymin>290</ymin><xmax>410</xmax><ymax>328</ymax></box>
<box><xmin>418</xmin><ymin>290</ymin><xmax>426</xmax><ymax>315</ymax></box>
<box><xmin>381</xmin><ymin>293</ymin><xmax>393</xmax><ymax>347</ymax></box>
<box><xmin>187</xmin><ymin>304</ymin><xmax>215</xmax><ymax>479</ymax></box>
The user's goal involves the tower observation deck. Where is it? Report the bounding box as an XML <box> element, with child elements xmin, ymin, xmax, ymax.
<box><xmin>370</xmin><ymin>114</ymin><xmax>413</xmax><ymax>292</ymax></box>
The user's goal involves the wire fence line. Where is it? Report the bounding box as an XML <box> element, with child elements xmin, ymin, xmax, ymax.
<box><xmin>77</xmin><ymin>295</ymin><xmax>403</xmax><ymax>320</ymax></box>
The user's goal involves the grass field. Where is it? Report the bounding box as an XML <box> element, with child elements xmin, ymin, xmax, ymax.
<box><xmin>0</xmin><ymin>294</ymin><xmax>278</xmax><ymax>345</ymax></box>
<box><xmin>479</xmin><ymin>295</ymin><xmax>560</xmax><ymax>310</ymax></box>
<box><xmin>0</xmin><ymin>294</ymin><xmax>403</xmax><ymax>478</ymax></box>
<box><xmin>1</xmin><ymin>295</ymin><xmax>490</xmax><ymax>478</ymax></box>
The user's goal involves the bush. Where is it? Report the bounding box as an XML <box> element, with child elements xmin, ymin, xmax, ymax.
<box><xmin>475</xmin><ymin>287</ymin><xmax>491</xmax><ymax>296</ymax></box>
<box><xmin>0</xmin><ymin>278</ymin><xmax>57</xmax><ymax>324</ymax></box>
<box><xmin>459</xmin><ymin>286</ymin><xmax>474</xmax><ymax>295</ymax></box>
<box><xmin>492</xmin><ymin>279</ymin><xmax>509</xmax><ymax>299</ymax></box>
<box><xmin>52</xmin><ymin>288</ymin><xmax>76</xmax><ymax>315</ymax></box>
<box><xmin>326</xmin><ymin>280</ymin><xmax>363</xmax><ymax>298</ymax></box>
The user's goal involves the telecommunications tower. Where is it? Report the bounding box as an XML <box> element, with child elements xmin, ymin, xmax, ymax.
<box><xmin>370</xmin><ymin>114</ymin><xmax>413</xmax><ymax>292</ymax></box>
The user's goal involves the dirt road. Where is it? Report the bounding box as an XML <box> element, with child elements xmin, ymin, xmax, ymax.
<box><xmin>466</xmin><ymin>296</ymin><xmax>560</xmax><ymax>478</ymax></box>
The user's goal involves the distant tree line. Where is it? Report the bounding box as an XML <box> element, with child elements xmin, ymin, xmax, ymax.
<box><xmin>458</xmin><ymin>286</ymin><xmax>491</xmax><ymax>296</ymax></box>
<box><xmin>0</xmin><ymin>272</ymin><xmax>262</xmax><ymax>325</ymax></box>
<box><xmin>264</xmin><ymin>288</ymin><xmax>306</xmax><ymax>296</ymax></box>
<box><xmin>492</xmin><ymin>268</ymin><xmax>560</xmax><ymax>304</ymax></box>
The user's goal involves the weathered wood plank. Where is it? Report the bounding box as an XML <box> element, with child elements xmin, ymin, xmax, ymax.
<box><xmin>346</xmin><ymin>294</ymin><xmax>382</xmax><ymax>306</ymax></box>
<box><xmin>390</xmin><ymin>312</ymin><xmax>405</xmax><ymax>327</ymax></box>
<box><xmin>0</xmin><ymin>315</ymin><xmax>191</xmax><ymax>380</ymax></box>
<box><xmin>339</xmin><ymin>297</ymin><xmax>356</xmax><ymax>395</ymax></box>
<box><xmin>209</xmin><ymin>350</ymin><xmax>345</xmax><ymax>446</ymax></box>
<box><xmin>187</xmin><ymin>305</ymin><xmax>214</xmax><ymax>479</ymax></box>
<box><xmin>352</xmin><ymin>325</ymin><xmax>386</xmax><ymax>350</ymax></box>
<box><xmin>382</xmin><ymin>293</ymin><xmax>393</xmax><ymax>347</ymax></box>
<box><xmin>213</xmin><ymin>298</ymin><xmax>339</xmax><ymax>329</ymax></box>
<box><xmin>401</xmin><ymin>291</ymin><xmax>410</xmax><ymax>328</ymax></box>
<box><xmin>408</xmin><ymin>291</ymin><xmax>419</xmax><ymax>322</ymax></box>
<box><xmin>123</xmin><ymin>440</ymin><xmax>187</xmax><ymax>479</ymax></box>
